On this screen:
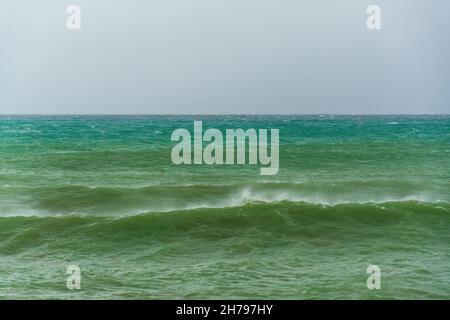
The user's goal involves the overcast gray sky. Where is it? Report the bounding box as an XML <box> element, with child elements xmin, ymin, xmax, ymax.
<box><xmin>1</xmin><ymin>0</ymin><xmax>449</xmax><ymax>114</ymax></box>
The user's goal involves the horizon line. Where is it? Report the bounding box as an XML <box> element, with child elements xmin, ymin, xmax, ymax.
<box><xmin>1</xmin><ymin>113</ymin><xmax>449</xmax><ymax>116</ymax></box>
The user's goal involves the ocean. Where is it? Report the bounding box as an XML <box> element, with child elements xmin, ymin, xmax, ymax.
<box><xmin>0</xmin><ymin>115</ymin><xmax>449</xmax><ymax>299</ymax></box>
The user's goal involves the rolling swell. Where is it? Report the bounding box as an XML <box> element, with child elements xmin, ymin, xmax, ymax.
<box><xmin>1</xmin><ymin>199</ymin><xmax>449</xmax><ymax>299</ymax></box>
<box><xmin>1</xmin><ymin>180</ymin><xmax>447</xmax><ymax>216</ymax></box>
<box><xmin>1</xmin><ymin>200</ymin><xmax>449</xmax><ymax>256</ymax></box>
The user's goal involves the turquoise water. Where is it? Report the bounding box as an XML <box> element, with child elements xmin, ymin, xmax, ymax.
<box><xmin>0</xmin><ymin>115</ymin><xmax>449</xmax><ymax>299</ymax></box>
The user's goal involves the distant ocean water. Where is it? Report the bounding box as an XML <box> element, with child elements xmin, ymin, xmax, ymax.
<box><xmin>0</xmin><ymin>115</ymin><xmax>449</xmax><ymax>299</ymax></box>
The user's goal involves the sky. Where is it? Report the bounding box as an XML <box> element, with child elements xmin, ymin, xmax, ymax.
<box><xmin>1</xmin><ymin>0</ymin><xmax>449</xmax><ymax>114</ymax></box>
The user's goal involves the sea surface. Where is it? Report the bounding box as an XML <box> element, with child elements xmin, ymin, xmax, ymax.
<box><xmin>0</xmin><ymin>115</ymin><xmax>449</xmax><ymax>299</ymax></box>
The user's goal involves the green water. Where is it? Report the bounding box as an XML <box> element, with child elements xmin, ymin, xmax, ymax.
<box><xmin>0</xmin><ymin>115</ymin><xmax>449</xmax><ymax>299</ymax></box>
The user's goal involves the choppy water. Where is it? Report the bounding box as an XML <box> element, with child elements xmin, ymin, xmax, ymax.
<box><xmin>0</xmin><ymin>115</ymin><xmax>449</xmax><ymax>299</ymax></box>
